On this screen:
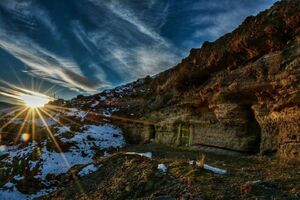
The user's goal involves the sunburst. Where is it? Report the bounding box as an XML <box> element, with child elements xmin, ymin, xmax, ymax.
<box><xmin>0</xmin><ymin>82</ymin><xmax>152</xmax><ymax>196</ymax></box>
<box><xmin>19</xmin><ymin>93</ymin><xmax>50</xmax><ymax>108</ymax></box>
<box><xmin>0</xmin><ymin>82</ymin><xmax>88</xmax><ymax>194</ymax></box>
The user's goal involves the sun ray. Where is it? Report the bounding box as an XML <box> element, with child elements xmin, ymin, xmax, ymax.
<box><xmin>31</xmin><ymin>109</ymin><xmax>36</xmax><ymax>142</ymax></box>
<box><xmin>35</xmin><ymin>108</ymin><xmax>64</xmax><ymax>153</ymax></box>
<box><xmin>83</xmin><ymin>109</ymin><xmax>154</xmax><ymax>125</ymax></box>
<box><xmin>0</xmin><ymin>107</ymin><xmax>23</xmax><ymax>121</ymax></box>
<box><xmin>35</xmin><ymin>108</ymin><xmax>86</xmax><ymax>195</ymax></box>
<box><xmin>45</xmin><ymin>107</ymin><xmax>82</xmax><ymax>126</ymax></box>
<box><xmin>0</xmin><ymin>84</ymin><xmax>88</xmax><ymax>195</ymax></box>
<box><xmin>0</xmin><ymin>105</ymin><xmax>21</xmax><ymax>113</ymax></box>
<box><xmin>0</xmin><ymin>108</ymin><xmax>28</xmax><ymax>131</ymax></box>
<box><xmin>40</xmin><ymin>108</ymin><xmax>70</xmax><ymax>129</ymax></box>
<box><xmin>46</xmin><ymin>104</ymin><xmax>75</xmax><ymax>112</ymax></box>
<box><xmin>14</xmin><ymin>109</ymin><xmax>32</xmax><ymax>144</ymax></box>
<box><xmin>0</xmin><ymin>83</ymin><xmax>53</xmax><ymax>108</ymax></box>
<box><xmin>47</xmin><ymin>104</ymin><xmax>154</xmax><ymax>126</ymax></box>
<box><xmin>44</xmin><ymin>84</ymin><xmax>57</xmax><ymax>96</ymax></box>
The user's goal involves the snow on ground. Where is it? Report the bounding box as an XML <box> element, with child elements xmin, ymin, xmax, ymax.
<box><xmin>203</xmin><ymin>164</ymin><xmax>226</xmax><ymax>175</ymax></box>
<box><xmin>91</xmin><ymin>101</ymin><xmax>99</xmax><ymax>108</ymax></box>
<box><xmin>78</xmin><ymin>164</ymin><xmax>100</xmax><ymax>176</ymax></box>
<box><xmin>103</xmin><ymin>110</ymin><xmax>111</xmax><ymax>117</ymax></box>
<box><xmin>157</xmin><ymin>164</ymin><xmax>167</xmax><ymax>173</ymax></box>
<box><xmin>0</xmin><ymin>183</ymin><xmax>55</xmax><ymax>200</ymax></box>
<box><xmin>13</xmin><ymin>176</ymin><xmax>24</xmax><ymax>181</ymax></box>
<box><xmin>3</xmin><ymin>125</ymin><xmax>125</xmax><ymax>179</ymax></box>
<box><xmin>99</xmin><ymin>96</ymin><xmax>106</xmax><ymax>101</ymax></box>
<box><xmin>125</xmin><ymin>152</ymin><xmax>152</xmax><ymax>159</ymax></box>
<box><xmin>54</xmin><ymin>126</ymin><xmax>70</xmax><ymax>136</ymax></box>
<box><xmin>0</xmin><ymin>123</ymin><xmax>126</xmax><ymax>199</ymax></box>
<box><xmin>37</xmin><ymin>146</ymin><xmax>93</xmax><ymax>179</ymax></box>
<box><xmin>65</xmin><ymin>108</ymin><xmax>88</xmax><ymax>121</ymax></box>
<box><xmin>62</xmin><ymin>125</ymin><xmax>125</xmax><ymax>150</ymax></box>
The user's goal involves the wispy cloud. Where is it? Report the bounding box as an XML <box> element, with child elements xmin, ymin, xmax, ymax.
<box><xmin>0</xmin><ymin>34</ymin><xmax>102</xmax><ymax>93</ymax></box>
<box><xmin>73</xmin><ymin>0</ymin><xmax>180</xmax><ymax>82</ymax></box>
<box><xmin>90</xmin><ymin>0</ymin><xmax>169</xmax><ymax>47</ymax></box>
<box><xmin>0</xmin><ymin>0</ymin><xmax>60</xmax><ymax>38</ymax></box>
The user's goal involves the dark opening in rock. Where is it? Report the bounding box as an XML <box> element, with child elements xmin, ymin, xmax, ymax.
<box><xmin>246</xmin><ymin>105</ymin><xmax>262</xmax><ymax>153</ymax></box>
<box><xmin>149</xmin><ymin>125</ymin><xmax>156</xmax><ymax>140</ymax></box>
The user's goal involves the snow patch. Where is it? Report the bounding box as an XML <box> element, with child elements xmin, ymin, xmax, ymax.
<box><xmin>0</xmin><ymin>185</ymin><xmax>56</xmax><ymax>200</ymax></box>
<box><xmin>91</xmin><ymin>101</ymin><xmax>99</xmax><ymax>107</ymax></box>
<box><xmin>13</xmin><ymin>176</ymin><xmax>24</xmax><ymax>181</ymax></box>
<box><xmin>65</xmin><ymin>108</ymin><xmax>88</xmax><ymax>122</ymax></box>
<box><xmin>157</xmin><ymin>164</ymin><xmax>167</xmax><ymax>173</ymax></box>
<box><xmin>203</xmin><ymin>164</ymin><xmax>226</xmax><ymax>175</ymax></box>
<box><xmin>125</xmin><ymin>152</ymin><xmax>152</xmax><ymax>159</ymax></box>
<box><xmin>78</xmin><ymin>164</ymin><xmax>100</xmax><ymax>176</ymax></box>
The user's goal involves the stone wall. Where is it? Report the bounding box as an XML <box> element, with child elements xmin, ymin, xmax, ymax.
<box><xmin>150</xmin><ymin>104</ymin><xmax>261</xmax><ymax>153</ymax></box>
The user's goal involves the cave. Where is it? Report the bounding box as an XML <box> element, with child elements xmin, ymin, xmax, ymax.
<box><xmin>246</xmin><ymin>105</ymin><xmax>262</xmax><ymax>153</ymax></box>
<box><xmin>149</xmin><ymin>125</ymin><xmax>156</xmax><ymax>140</ymax></box>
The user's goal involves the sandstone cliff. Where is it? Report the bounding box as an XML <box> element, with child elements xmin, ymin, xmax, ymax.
<box><xmin>65</xmin><ymin>0</ymin><xmax>300</xmax><ymax>162</ymax></box>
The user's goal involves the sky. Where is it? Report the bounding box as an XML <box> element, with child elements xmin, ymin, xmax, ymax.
<box><xmin>0</xmin><ymin>0</ymin><xmax>277</xmax><ymax>100</ymax></box>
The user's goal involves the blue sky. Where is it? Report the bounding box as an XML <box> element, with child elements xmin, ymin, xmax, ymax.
<box><xmin>0</xmin><ymin>0</ymin><xmax>277</xmax><ymax>100</ymax></box>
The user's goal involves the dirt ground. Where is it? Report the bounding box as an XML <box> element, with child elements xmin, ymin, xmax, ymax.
<box><xmin>40</xmin><ymin>144</ymin><xmax>300</xmax><ymax>200</ymax></box>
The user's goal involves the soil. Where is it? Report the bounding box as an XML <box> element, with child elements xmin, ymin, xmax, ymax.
<box><xmin>40</xmin><ymin>144</ymin><xmax>300</xmax><ymax>200</ymax></box>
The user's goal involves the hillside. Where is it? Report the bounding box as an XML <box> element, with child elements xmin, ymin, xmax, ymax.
<box><xmin>0</xmin><ymin>0</ymin><xmax>300</xmax><ymax>199</ymax></box>
<box><xmin>61</xmin><ymin>0</ymin><xmax>300</xmax><ymax>161</ymax></box>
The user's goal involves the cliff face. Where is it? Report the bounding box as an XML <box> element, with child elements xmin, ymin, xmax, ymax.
<box><xmin>67</xmin><ymin>0</ymin><xmax>300</xmax><ymax>162</ymax></box>
<box><xmin>132</xmin><ymin>0</ymin><xmax>300</xmax><ymax>161</ymax></box>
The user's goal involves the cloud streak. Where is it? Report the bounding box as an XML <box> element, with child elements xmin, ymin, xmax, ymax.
<box><xmin>0</xmin><ymin>34</ymin><xmax>102</xmax><ymax>93</ymax></box>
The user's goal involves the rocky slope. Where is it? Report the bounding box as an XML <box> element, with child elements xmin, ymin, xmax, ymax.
<box><xmin>0</xmin><ymin>107</ymin><xmax>126</xmax><ymax>198</ymax></box>
<box><xmin>1</xmin><ymin>1</ymin><xmax>300</xmax><ymax>199</ymax></box>
<box><xmin>60</xmin><ymin>0</ymin><xmax>300</xmax><ymax>162</ymax></box>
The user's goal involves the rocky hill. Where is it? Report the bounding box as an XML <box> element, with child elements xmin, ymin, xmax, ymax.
<box><xmin>59</xmin><ymin>0</ymin><xmax>300</xmax><ymax>162</ymax></box>
<box><xmin>1</xmin><ymin>0</ymin><xmax>300</xmax><ymax>199</ymax></box>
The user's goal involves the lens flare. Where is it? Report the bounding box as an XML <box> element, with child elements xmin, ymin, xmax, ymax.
<box><xmin>0</xmin><ymin>145</ymin><xmax>7</xmax><ymax>152</ymax></box>
<box><xmin>21</xmin><ymin>133</ymin><xmax>31</xmax><ymax>142</ymax></box>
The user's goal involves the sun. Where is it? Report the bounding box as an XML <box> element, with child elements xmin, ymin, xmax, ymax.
<box><xmin>19</xmin><ymin>93</ymin><xmax>50</xmax><ymax>108</ymax></box>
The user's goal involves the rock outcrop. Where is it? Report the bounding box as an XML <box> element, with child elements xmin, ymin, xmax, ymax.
<box><xmin>65</xmin><ymin>0</ymin><xmax>300</xmax><ymax>162</ymax></box>
<box><xmin>123</xmin><ymin>0</ymin><xmax>300</xmax><ymax>162</ymax></box>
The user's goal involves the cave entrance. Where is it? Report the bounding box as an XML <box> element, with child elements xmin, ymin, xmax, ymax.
<box><xmin>149</xmin><ymin>125</ymin><xmax>156</xmax><ymax>140</ymax></box>
<box><xmin>246</xmin><ymin>105</ymin><xmax>261</xmax><ymax>153</ymax></box>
